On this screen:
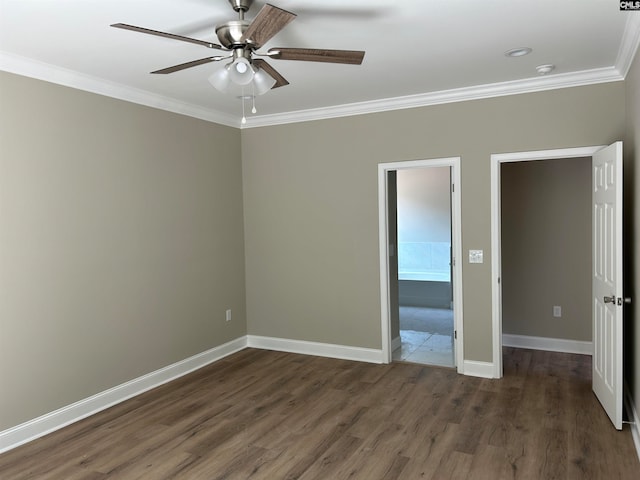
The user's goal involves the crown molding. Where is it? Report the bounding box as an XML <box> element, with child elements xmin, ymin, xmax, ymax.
<box><xmin>243</xmin><ymin>66</ymin><xmax>624</xmax><ymax>128</ymax></box>
<box><xmin>0</xmin><ymin>51</ymin><xmax>240</xmax><ymax>128</ymax></box>
<box><xmin>616</xmin><ymin>13</ymin><xmax>640</xmax><ymax>77</ymax></box>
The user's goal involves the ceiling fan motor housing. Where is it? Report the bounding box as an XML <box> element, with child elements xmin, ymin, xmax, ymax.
<box><xmin>216</xmin><ymin>20</ymin><xmax>251</xmax><ymax>49</ymax></box>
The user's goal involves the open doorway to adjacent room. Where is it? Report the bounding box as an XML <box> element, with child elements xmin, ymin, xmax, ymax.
<box><xmin>378</xmin><ymin>157</ymin><xmax>463</xmax><ymax>371</ymax></box>
<box><xmin>490</xmin><ymin>143</ymin><xmax>625</xmax><ymax>429</ymax></box>
<box><xmin>393</xmin><ymin>166</ymin><xmax>454</xmax><ymax>366</ymax></box>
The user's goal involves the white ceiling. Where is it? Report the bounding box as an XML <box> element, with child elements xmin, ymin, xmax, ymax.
<box><xmin>1</xmin><ymin>0</ymin><xmax>639</xmax><ymax>128</ymax></box>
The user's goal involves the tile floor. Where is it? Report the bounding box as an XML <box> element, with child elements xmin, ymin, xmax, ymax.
<box><xmin>392</xmin><ymin>307</ymin><xmax>455</xmax><ymax>367</ymax></box>
<box><xmin>392</xmin><ymin>330</ymin><xmax>455</xmax><ymax>366</ymax></box>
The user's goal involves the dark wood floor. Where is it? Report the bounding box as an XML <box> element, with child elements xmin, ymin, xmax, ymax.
<box><xmin>1</xmin><ymin>347</ymin><xmax>639</xmax><ymax>479</ymax></box>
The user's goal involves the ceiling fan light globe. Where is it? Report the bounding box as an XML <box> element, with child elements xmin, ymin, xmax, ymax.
<box><xmin>253</xmin><ymin>68</ymin><xmax>276</xmax><ymax>95</ymax></box>
<box><xmin>229</xmin><ymin>57</ymin><xmax>255</xmax><ymax>85</ymax></box>
<box><xmin>208</xmin><ymin>66</ymin><xmax>232</xmax><ymax>93</ymax></box>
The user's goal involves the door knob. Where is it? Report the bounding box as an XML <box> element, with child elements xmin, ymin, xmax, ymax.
<box><xmin>604</xmin><ymin>295</ymin><xmax>616</xmax><ymax>304</ymax></box>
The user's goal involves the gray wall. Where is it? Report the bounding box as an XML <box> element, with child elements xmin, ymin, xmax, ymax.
<box><xmin>0</xmin><ymin>72</ymin><xmax>246</xmax><ymax>430</ymax></box>
<box><xmin>624</xmin><ymin>43</ymin><xmax>639</xmax><ymax>429</ymax></box>
<box><xmin>241</xmin><ymin>82</ymin><xmax>626</xmax><ymax>362</ymax></box>
<box><xmin>501</xmin><ymin>158</ymin><xmax>592</xmax><ymax>341</ymax></box>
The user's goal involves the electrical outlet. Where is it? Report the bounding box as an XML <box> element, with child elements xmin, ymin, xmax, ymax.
<box><xmin>553</xmin><ymin>306</ymin><xmax>562</xmax><ymax>318</ymax></box>
<box><xmin>226</xmin><ymin>309</ymin><xmax>232</xmax><ymax>322</ymax></box>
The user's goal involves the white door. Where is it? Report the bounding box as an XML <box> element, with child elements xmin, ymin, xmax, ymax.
<box><xmin>592</xmin><ymin>141</ymin><xmax>623</xmax><ymax>430</ymax></box>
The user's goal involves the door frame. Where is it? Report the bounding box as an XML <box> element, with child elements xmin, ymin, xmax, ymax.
<box><xmin>378</xmin><ymin>157</ymin><xmax>464</xmax><ymax>371</ymax></box>
<box><xmin>490</xmin><ymin>145</ymin><xmax>604</xmax><ymax>378</ymax></box>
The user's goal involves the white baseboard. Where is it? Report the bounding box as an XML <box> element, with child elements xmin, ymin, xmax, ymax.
<box><xmin>0</xmin><ymin>335</ymin><xmax>383</xmax><ymax>454</ymax></box>
<box><xmin>2</xmin><ymin>333</ymin><xmax>489</xmax><ymax>455</ymax></box>
<box><xmin>503</xmin><ymin>334</ymin><xmax>593</xmax><ymax>355</ymax></box>
<box><xmin>624</xmin><ymin>383</ymin><xmax>640</xmax><ymax>462</ymax></box>
<box><xmin>462</xmin><ymin>360</ymin><xmax>496</xmax><ymax>378</ymax></box>
<box><xmin>391</xmin><ymin>335</ymin><xmax>401</xmax><ymax>352</ymax></box>
<box><xmin>0</xmin><ymin>337</ymin><xmax>247</xmax><ymax>454</ymax></box>
<box><xmin>246</xmin><ymin>335</ymin><xmax>385</xmax><ymax>364</ymax></box>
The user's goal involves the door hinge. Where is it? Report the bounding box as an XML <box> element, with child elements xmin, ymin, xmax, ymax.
<box><xmin>454</xmin><ymin>330</ymin><xmax>457</xmax><ymax>340</ymax></box>
<box><xmin>452</xmin><ymin>183</ymin><xmax>455</xmax><ymax>193</ymax></box>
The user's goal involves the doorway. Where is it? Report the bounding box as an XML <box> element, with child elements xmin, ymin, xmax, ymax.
<box><xmin>490</xmin><ymin>146</ymin><xmax>604</xmax><ymax>377</ymax></box>
<box><xmin>394</xmin><ymin>167</ymin><xmax>454</xmax><ymax>366</ymax></box>
<box><xmin>378</xmin><ymin>157</ymin><xmax>464</xmax><ymax>371</ymax></box>
<box><xmin>490</xmin><ymin>143</ymin><xmax>625</xmax><ymax>429</ymax></box>
<box><xmin>500</xmin><ymin>157</ymin><xmax>592</xmax><ymax>355</ymax></box>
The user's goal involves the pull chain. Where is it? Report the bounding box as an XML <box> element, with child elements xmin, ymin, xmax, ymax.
<box><xmin>241</xmin><ymin>88</ymin><xmax>247</xmax><ymax>125</ymax></box>
<box><xmin>251</xmin><ymin>81</ymin><xmax>257</xmax><ymax>114</ymax></box>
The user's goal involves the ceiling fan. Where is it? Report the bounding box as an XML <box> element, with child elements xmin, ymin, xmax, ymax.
<box><xmin>111</xmin><ymin>0</ymin><xmax>366</xmax><ymax>97</ymax></box>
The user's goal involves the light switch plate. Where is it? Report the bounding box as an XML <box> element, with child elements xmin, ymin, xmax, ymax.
<box><xmin>469</xmin><ymin>249</ymin><xmax>484</xmax><ymax>264</ymax></box>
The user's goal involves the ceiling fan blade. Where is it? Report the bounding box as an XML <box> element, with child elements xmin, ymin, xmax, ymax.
<box><xmin>283</xmin><ymin>7</ymin><xmax>388</xmax><ymax>19</ymax></box>
<box><xmin>250</xmin><ymin>1</ymin><xmax>389</xmax><ymax>19</ymax></box>
<box><xmin>252</xmin><ymin>59</ymin><xmax>289</xmax><ymax>89</ymax></box>
<box><xmin>240</xmin><ymin>4</ymin><xmax>296</xmax><ymax>49</ymax></box>
<box><xmin>151</xmin><ymin>56</ymin><xmax>226</xmax><ymax>74</ymax></box>
<box><xmin>111</xmin><ymin>23</ymin><xmax>223</xmax><ymax>50</ymax></box>
<box><xmin>267</xmin><ymin>48</ymin><xmax>365</xmax><ymax>65</ymax></box>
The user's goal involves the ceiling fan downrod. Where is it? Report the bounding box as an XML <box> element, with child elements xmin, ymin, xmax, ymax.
<box><xmin>228</xmin><ymin>0</ymin><xmax>254</xmax><ymax>20</ymax></box>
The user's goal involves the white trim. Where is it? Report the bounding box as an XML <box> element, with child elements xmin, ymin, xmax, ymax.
<box><xmin>502</xmin><ymin>334</ymin><xmax>593</xmax><ymax>356</ymax></box>
<box><xmin>0</xmin><ymin>337</ymin><xmax>247</xmax><ymax>454</ymax></box>
<box><xmin>377</xmin><ymin>157</ymin><xmax>464</xmax><ymax>372</ymax></box>
<box><xmin>624</xmin><ymin>384</ymin><xmax>640</xmax><ymax>462</ymax></box>
<box><xmin>616</xmin><ymin>14</ymin><xmax>640</xmax><ymax>78</ymax></box>
<box><xmin>246</xmin><ymin>335</ymin><xmax>384</xmax><ymax>364</ymax></box>
<box><xmin>243</xmin><ymin>68</ymin><xmax>623</xmax><ymax>128</ymax></box>
<box><xmin>378</xmin><ymin>163</ymin><xmax>392</xmax><ymax>364</ymax></box>
<box><xmin>491</xmin><ymin>146</ymin><xmax>604</xmax><ymax>164</ymax></box>
<box><xmin>462</xmin><ymin>361</ymin><xmax>496</xmax><ymax>379</ymax></box>
<box><xmin>0</xmin><ymin>52</ymin><xmax>240</xmax><ymax>128</ymax></box>
<box><xmin>490</xmin><ymin>146</ymin><xmax>604</xmax><ymax>379</ymax></box>
<box><xmin>490</xmin><ymin>153</ymin><xmax>503</xmax><ymax>379</ymax></box>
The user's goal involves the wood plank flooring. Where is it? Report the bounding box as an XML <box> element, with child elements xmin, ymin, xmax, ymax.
<box><xmin>1</xmin><ymin>347</ymin><xmax>639</xmax><ymax>479</ymax></box>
